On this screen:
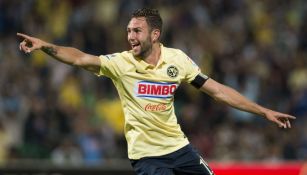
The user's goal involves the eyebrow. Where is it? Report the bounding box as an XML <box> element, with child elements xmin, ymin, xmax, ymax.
<box><xmin>127</xmin><ymin>27</ymin><xmax>142</xmax><ymax>31</ymax></box>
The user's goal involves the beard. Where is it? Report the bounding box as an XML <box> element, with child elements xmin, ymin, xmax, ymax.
<box><xmin>132</xmin><ymin>36</ymin><xmax>152</xmax><ymax>58</ymax></box>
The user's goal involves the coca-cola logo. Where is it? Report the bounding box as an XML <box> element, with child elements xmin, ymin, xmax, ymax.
<box><xmin>144</xmin><ymin>103</ymin><xmax>167</xmax><ymax>111</ymax></box>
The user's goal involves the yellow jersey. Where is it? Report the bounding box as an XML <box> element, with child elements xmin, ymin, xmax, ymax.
<box><xmin>97</xmin><ymin>44</ymin><xmax>202</xmax><ymax>159</ymax></box>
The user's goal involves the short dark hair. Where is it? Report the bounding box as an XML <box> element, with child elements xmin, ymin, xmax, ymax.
<box><xmin>131</xmin><ymin>8</ymin><xmax>163</xmax><ymax>33</ymax></box>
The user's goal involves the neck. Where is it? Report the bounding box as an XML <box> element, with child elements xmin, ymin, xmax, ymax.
<box><xmin>143</xmin><ymin>42</ymin><xmax>161</xmax><ymax>66</ymax></box>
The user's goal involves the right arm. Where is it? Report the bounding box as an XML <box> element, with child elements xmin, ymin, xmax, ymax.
<box><xmin>17</xmin><ymin>33</ymin><xmax>101</xmax><ymax>74</ymax></box>
<box><xmin>199</xmin><ymin>78</ymin><xmax>295</xmax><ymax>128</ymax></box>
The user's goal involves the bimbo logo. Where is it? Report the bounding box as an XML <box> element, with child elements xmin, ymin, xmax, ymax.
<box><xmin>136</xmin><ymin>81</ymin><xmax>178</xmax><ymax>98</ymax></box>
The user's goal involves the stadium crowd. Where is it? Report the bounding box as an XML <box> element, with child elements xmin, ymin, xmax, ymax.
<box><xmin>0</xmin><ymin>0</ymin><xmax>306</xmax><ymax>165</ymax></box>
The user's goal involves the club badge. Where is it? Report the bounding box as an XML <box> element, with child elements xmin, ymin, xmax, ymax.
<box><xmin>167</xmin><ymin>65</ymin><xmax>179</xmax><ymax>78</ymax></box>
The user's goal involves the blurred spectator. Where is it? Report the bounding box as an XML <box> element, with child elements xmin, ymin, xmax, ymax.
<box><xmin>0</xmin><ymin>121</ymin><xmax>9</xmax><ymax>164</ymax></box>
<box><xmin>51</xmin><ymin>136</ymin><xmax>83</xmax><ymax>166</ymax></box>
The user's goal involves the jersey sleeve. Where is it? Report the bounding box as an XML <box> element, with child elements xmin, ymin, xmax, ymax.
<box><xmin>96</xmin><ymin>53</ymin><xmax>122</xmax><ymax>80</ymax></box>
<box><xmin>180</xmin><ymin>51</ymin><xmax>205</xmax><ymax>83</ymax></box>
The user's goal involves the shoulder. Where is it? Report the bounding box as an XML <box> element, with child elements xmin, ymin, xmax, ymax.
<box><xmin>100</xmin><ymin>51</ymin><xmax>133</xmax><ymax>62</ymax></box>
<box><xmin>163</xmin><ymin>46</ymin><xmax>186</xmax><ymax>57</ymax></box>
<box><xmin>163</xmin><ymin>46</ymin><xmax>189</xmax><ymax>65</ymax></box>
<box><xmin>101</xmin><ymin>51</ymin><xmax>127</xmax><ymax>59</ymax></box>
<box><xmin>97</xmin><ymin>51</ymin><xmax>134</xmax><ymax>78</ymax></box>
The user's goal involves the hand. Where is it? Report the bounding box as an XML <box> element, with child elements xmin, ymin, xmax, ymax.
<box><xmin>264</xmin><ymin>110</ymin><xmax>296</xmax><ymax>129</ymax></box>
<box><xmin>17</xmin><ymin>33</ymin><xmax>44</xmax><ymax>53</ymax></box>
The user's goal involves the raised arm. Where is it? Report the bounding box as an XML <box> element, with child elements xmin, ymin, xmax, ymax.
<box><xmin>17</xmin><ymin>33</ymin><xmax>101</xmax><ymax>74</ymax></box>
<box><xmin>200</xmin><ymin>78</ymin><xmax>296</xmax><ymax>128</ymax></box>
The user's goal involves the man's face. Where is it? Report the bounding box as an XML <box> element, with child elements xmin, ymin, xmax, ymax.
<box><xmin>127</xmin><ymin>17</ymin><xmax>153</xmax><ymax>58</ymax></box>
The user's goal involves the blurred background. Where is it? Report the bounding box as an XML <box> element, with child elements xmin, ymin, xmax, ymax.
<box><xmin>0</xmin><ymin>0</ymin><xmax>306</xmax><ymax>174</ymax></box>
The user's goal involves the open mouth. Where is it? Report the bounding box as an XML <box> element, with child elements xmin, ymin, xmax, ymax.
<box><xmin>131</xmin><ymin>43</ymin><xmax>140</xmax><ymax>49</ymax></box>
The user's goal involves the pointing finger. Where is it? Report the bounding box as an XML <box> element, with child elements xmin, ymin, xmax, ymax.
<box><xmin>17</xmin><ymin>33</ymin><xmax>32</xmax><ymax>40</ymax></box>
<box><xmin>278</xmin><ymin>114</ymin><xmax>296</xmax><ymax>120</ymax></box>
<box><xmin>286</xmin><ymin>115</ymin><xmax>296</xmax><ymax>119</ymax></box>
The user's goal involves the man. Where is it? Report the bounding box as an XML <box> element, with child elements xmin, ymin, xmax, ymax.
<box><xmin>18</xmin><ymin>8</ymin><xmax>295</xmax><ymax>175</ymax></box>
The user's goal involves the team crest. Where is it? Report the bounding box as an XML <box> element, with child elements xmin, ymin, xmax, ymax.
<box><xmin>167</xmin><ymin>65</ymin><xmax>178</xmax><ymax>78</ymax></box>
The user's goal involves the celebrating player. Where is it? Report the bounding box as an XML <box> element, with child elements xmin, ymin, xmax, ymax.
<box><xmin>18</xmin><ymin>8</ymin><xmax>295</xmax><ymax>175</ymax></box>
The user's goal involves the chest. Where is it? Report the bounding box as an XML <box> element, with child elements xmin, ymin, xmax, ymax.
<box><xmin>120</xmin><ymin>63</ymin><xmax>184</xmax><ymax>99</ymax></box>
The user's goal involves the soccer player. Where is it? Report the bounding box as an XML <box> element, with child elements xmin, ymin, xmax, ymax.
<box><xmin>18</xmin><ymin>8</ymin><xmax>295</xmax><ymax>175</ymax></box>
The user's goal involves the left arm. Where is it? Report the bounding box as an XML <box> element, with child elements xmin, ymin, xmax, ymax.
<box><xmin>200</xmin><ymin>78</ymin><xmax>296</xmax><ymax>128</ymax></box>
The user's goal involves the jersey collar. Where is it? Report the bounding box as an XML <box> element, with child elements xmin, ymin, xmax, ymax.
<box><xmin>135</xmin><ymin>43</ymin><xmax>167</xmax><ymax>70</ymax></box>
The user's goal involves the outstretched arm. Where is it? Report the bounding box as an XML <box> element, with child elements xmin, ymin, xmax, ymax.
<box><xmin>17</xmin><ymin>33</ymin><xmax>101</xmax><ymax>74</ymax></box>
<box><xmin>200</xmin><ymin>78</ymin><xmax>296</xmax><ymax>128</ymax></box>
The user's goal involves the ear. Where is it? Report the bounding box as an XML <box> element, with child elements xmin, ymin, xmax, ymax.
<box><xmin>151</xmin><ymin>29</ymin><xmax>160</xmax><ymax>42</ymax></box>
